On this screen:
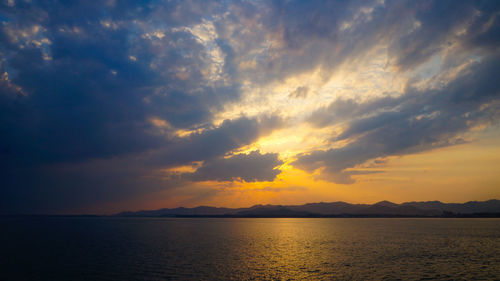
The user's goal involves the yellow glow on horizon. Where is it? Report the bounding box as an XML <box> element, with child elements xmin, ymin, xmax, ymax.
<box><xmin>87</xmin><ymin>131</ymin><xmax>499</xmax><ymax>215</ymax></box>
<box><xmin>153</xmin><ymin>132</ymin><xmax>500</xmax><ymax>210</ymax></box>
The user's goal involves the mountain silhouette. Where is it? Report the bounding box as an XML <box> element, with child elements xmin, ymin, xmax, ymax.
<box><xmin>115</xmin><ymin>200</ymin><xmax>500</xmax><ymax>217</ymax></box>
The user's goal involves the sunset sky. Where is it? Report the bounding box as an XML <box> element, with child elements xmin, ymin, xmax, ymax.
<box><xmin>1</xmin><ymin>0</ymin><xmax>499</xmax><ymax>214</ymax></box>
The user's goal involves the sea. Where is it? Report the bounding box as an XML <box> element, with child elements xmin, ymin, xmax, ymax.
<box><xmin>1</xmin><ymin>217</ymin><xmax>499</xmax><ymax>280</ymax></box>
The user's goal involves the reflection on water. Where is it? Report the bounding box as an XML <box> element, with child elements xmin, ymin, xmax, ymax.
<box><xmin>1</xmin><ymin>217</ymin><xmax>499</xmax><ymax>280</ymax></box>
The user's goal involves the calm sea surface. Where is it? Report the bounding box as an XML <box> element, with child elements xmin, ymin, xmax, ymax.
<box><xmin>1</xmin><ymin>217</ymin><xmax>499</xmax><ymax>280</ymax></box>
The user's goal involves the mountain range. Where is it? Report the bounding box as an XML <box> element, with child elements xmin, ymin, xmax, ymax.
<box><xmin>115</xmin><ymin>199</ymin><xmax>500</xmax><ymax>218</ymax></box>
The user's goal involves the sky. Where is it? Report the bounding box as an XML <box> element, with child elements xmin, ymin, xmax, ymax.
<box><xmin>1</xmin><ymin>0</ymin><xmax>499</xmax><ymax>214</ymax></box>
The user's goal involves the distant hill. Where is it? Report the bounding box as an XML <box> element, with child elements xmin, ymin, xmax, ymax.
<box><xmin>114</xmin><ymin>199</ymin><xmax>500</xmax><ymax>218</ymax></box>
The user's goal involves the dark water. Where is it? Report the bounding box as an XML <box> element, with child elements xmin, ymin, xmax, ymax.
<box><xmin>1</xmin><ymin>218</ymin><xmax>499</xmax><ymax>280</ymax></box>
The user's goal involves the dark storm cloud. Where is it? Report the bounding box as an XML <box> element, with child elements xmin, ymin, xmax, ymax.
<box><xmin>0</xmin><ymin>111</ymin><xmax>282</xmax><ymax>213</ymax></box>
<box><xmin>0</xmin><ymin>156</ymin><xmax>174</xmax><ymax>214</ymax></box>
<box><xmin>0</xmin><ymin>114</ymin><xmax>283</xmax><ymax>214</ymax></box>
<box><xmin>183</xmin><ymin>150</ymin><xmax>283</xmax><ymax>182</ymax></box>
<box><xmin>0</xmin><ymin>0</ymin><xmax>231</xmax><ymax>166</ymax></box>
<box><xmin>296</xmin><ymin>55</ymin><xmax>500</xmax><ymax>184</ymax></box>
<box><xmin>150</xmin><ymin>114</ymin><xmax>284</xmax><ymax>167</ymax></box>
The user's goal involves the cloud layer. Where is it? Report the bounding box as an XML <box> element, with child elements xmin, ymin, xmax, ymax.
<box><xmin>296</xmin><ymin>55</ymin><xmax>500</xmax><ymax>183</ymax></box>
<box><xmin>0</xmin><ymin>0</ymin><xmax>499</xmax><ymax>213</ymax></box>
<box><xmin>184</xmin><ymin>150</ymin><xmax>283</xmax><ymax>182</ymax></box>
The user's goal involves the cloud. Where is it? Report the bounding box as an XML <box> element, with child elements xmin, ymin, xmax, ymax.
<box><xmin>210</xmin><ymin>0</ymin><xmax>500</xmax><ymax>87</ymax></box>
<box><xmin>0</xmin><ymin>112</ymin><xmax>283</xmax><ymax>214</ymax></box>
<box><xmin>318</xmin><ymin>170</ymin><xmax>384</xmax><ymax>185</ymax></box>
<box><xmin>249</xmin><ymin>186</ymin><xmax>307</xmax><ymax>192</ymax></box>
<box><xmin>0</xmin><ymin>1</ymin><xmax>280</xmax><ymax>213</ymax></box>
<box><xmin>150</xmin><ymin>114</ymin><xmax>283</xmax><ymax>167</ymax></box>
<box><xmin>388</xmin><ymin>1</ymin><xmax>500</xmax><ymax>71</ymax></box>
<box><xmin>0</xmin><ymin>0</ymin><xmax>499</xmax><ymax>213</ymax></box>
<box><xmin>288</xmin><ymin>86</ymin><xmax>309</xmax><ymax>99</ymax></box>
<box><xmin>0</xmin><ymin>155</ymin><xmax>177</xmax><ymax>214</ymax></box>
<box><xmin>295</xmin><ymin>54</ymin><xmax>500</xmax><ymax>184</ymax></box>
<box><xmin>0</xmin><ymin>1</ymin><xmax>242</xmax><ymax>167</ymax></box>
<box><xmin>183</xmin><ymin>150</ymin><xmax>283</xmax><ymax>182</ymax></box>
